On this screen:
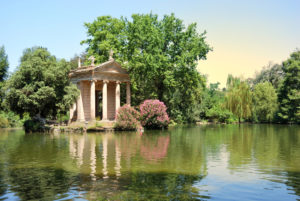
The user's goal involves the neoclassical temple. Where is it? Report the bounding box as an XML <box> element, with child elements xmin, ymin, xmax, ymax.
<box><xmin>69</xmin><ymin>54</ymin><xmax>130</xmax><ymax>122</ymax></box>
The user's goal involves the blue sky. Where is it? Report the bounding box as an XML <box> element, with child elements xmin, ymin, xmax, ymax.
<box><xmin>1</xmin><ymin>0</ymin><xmax>300</xmax><ymax>86</ymax></box>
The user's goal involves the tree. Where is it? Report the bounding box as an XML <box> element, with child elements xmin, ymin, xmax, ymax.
<box><xmin>253</xmin><ymin>82</ymin><xmax>278</xmax><ymax>122</ymax></box>
<box><xmin>69</xmin><ymin>52</ymin><xmax>87</xmax><ymax>70</ymax></box>
<box><xmin>81</xmin><ymin>13</ymin><xmax>211</xmax><ymax>122</ymax></box>
<box><xmin>277</xmin><ymin>50</ymin><xmax>300</xmax><ymax>123</ymax></box>
<box><xmin>225</xmin><ymin>75</ymin><xmax>252</xmax><ymax>123</ymax></box>
<box><xmin>0</xmin><ymin>46</ymin><xmax>9</xmax><ymax>82</ymax></box>
<box><xmin>5</xmin><ymin>47</ymin><xmax>79</xmax><ymax>119</ymax></box>
<box><xmin>252</xmin><ymin>62</ymin><xmax>284</xmax><ymax>90</ymax></box>
<box><xmin>0</xmin><ymin>46</ymin><xmax>9</xmax><ymax>109</ymax></box>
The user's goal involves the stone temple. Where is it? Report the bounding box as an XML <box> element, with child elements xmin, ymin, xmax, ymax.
<box><xmin>69</xmin><ymin>54</ymin><xmax>130</xmax><ymax>122</ymax></box>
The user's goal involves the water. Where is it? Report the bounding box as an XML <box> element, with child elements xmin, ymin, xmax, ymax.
<box><xmin>0</xmin><ymin>124</ymin><xmax>299</xmax><ymax>201</ymax></box>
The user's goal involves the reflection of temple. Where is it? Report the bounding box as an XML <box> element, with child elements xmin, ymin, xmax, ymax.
<box><xmin>69</xmin><ymin>134</ymin><xmax>122</xmax><ymax>179</ymax></box>
<box><xmin>67</xmin><ymin>134</ymin><xmax>171</xmax><ymax>179</ymax></box>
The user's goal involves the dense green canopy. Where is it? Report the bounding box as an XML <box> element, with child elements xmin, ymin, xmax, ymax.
<box><xmin>81</xmin><ymin>13</ymin><xmax>211</xmax><ymax>122</ymax></box>
<box><xmin>5</xmin><ymin>47</ymin><xmax>79</xmax><ymax>118</ymax></box>
<box><xmin>0</xmin><ymin>46</ymin><xmax>9</xmax><ymax>82</ymax></box>
<box><xmin>252</xmin><ymin>63</ymin><xmax>284</xmax><ymax>90</ymax></box>
<box><xmin>253</xmin><ymin>82</ymin><xmax>278</xmax><ymax>122</ymax></box>
<box><xmin>277</xmin><ymin>50</ymin><xmax>300</xmax><ymax>123</ymax></box>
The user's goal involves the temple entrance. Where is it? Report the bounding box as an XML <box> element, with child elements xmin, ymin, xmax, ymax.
<box><xmin>96</xmin><ymin>90</ymin><xmax>102</xmax><ymax>119</ymax></box>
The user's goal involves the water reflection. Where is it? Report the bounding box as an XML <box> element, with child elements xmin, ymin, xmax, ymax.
<box><xmin>0</xmin><ymin>125</ymin><xmax>299</xmax><ymax>200</ymax></box>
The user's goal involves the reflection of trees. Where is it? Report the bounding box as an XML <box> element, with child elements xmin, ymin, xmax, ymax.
<box><xmin>285</xmin><ymin>171</ymin><xmax>300</xmax><ymax>197</ymax></box>
<box><xmin>96</xmin><ymin>172</ymin><xmax>208</xmax><ymax>201</ymax></box>
<box><xmin>199</xmin><ymin>124</ymin><xmax>300</xmax><ymax>198</ymax></box>
<box><xmin>163</xmin><ymin>128</ymin><xmax>207</xmax><ymax>175</ymax></box>
<box><xmin>0</xmin><ymin>163</ymin><xmax>7</xmax><ymax>197</ymax></box>
<box><xmin>7</xmin><ymin>133</ymin><xmax>76</xmax><ymax>200</ymax></box>
<box><xmin>9</xmin><ymin>167</ymin><xmax>75</xmax><ymax>201</ymax></box>
<box><xmin>0</xmin><ymin>129</ymin><xmax>25</xmax><ymax>198</ymax></box>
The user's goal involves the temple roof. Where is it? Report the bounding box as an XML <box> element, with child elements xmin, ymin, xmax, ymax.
<box><xmin>69</xmin><ymin>58</ymin><xmax>130</xmax><ymax>83</ymax></box>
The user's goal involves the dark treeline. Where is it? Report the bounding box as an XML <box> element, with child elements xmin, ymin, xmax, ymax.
<box><xmin>0</xmin><ymin>13</ymin><xmax>299</xmax><ymax>128</ymax></box>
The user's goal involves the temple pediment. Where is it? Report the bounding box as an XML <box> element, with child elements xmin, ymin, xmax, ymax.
<box><xmin>94</xmin><ymin>60</ymin><xmax>128</xmax><ymax>74</ymax></box>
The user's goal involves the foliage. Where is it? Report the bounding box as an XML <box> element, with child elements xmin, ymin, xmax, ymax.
<box><xmin>4</xmin><ymin>47</ymin><xmax>79</xmax><ymax>119</ymax></box>
<box><xmin>114</xmin><ymin>104</ymin><xmax>141</xmax><ymax>130</ymax></box>
<box><xmin>252</xmin><ymin>82</ymin><xmax>278</xmax><ymax>122</ymax></box>
<box><xmin>225</xmin><ymin>75</ymin><xmax>252</xmax><ymax>123</ymax></box>
<box><xmin>140</xmin><ymin>99</ymin><xmax>169</xmax><ymax>129</ymax></box>
<box><xmin>0</xmin><ymin>115</ymin><xmax>9</xmax><ymax>128</ymax></box>
<box><xmin>81</xmin><ymin>13</ymin><xmax>211</xmax><ymax>122</ymax></box>
<box><xmin>0</xmin><ymin>46</ymin><xmax>9</xmax><ymax>82</ymax></box>
<box><xmin>0</xmin><ymin>111</ymin><xmax>23</xmax><ymax>128</ymax></box>
<box><xmin>277</xmin><ymin>50</ymin><xmax>300</xmax><ymax>123</ymax></box>
<box><xmin>0</xmin><ymin>46</ymin><xmax>9</xmax><ymax>111</ymax></box>
<box><xmin>69</xmin><ymin>52</ymin><xmax>87</xmax><ymax>70</ymax></box>
<box><xmin>199</xmin><ymin>82</ymin><xmax>226</xmax><ymax>120</ymax></box>
<box><xmin>252</xmin><ymin>62</ymin><xmax>284</xmax><ymax>90</ymax></box>
<box><xmin>23</xmin><ymin>117</ymin><xmax>49</xmax><ymax>133</ymax></box>
<box><xmin>206</xmin><ymin>104</ymin><xmax>236</xmax><ymax>123</ymax></box>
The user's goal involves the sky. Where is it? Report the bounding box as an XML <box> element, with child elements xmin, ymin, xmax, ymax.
<box><xmin>1</xmin><ymin>0</ymin><xmax>300</xmax><ymax>87</ymax></box>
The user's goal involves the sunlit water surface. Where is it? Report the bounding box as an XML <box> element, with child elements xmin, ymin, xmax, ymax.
<box><xmin>0</xmin><ymin>124</ymin><xmax>300</xmax><ymax>201</ymax></box>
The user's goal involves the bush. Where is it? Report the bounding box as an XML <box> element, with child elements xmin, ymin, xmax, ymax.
<box><xmin>56</xmin><ymin>113</ymin><xmax>69</xmax><ymax>125</ymax></box>
<box><xmin>23</xmin><ymin>117</ymin><xmax>49</xmax><ymax>133</ymax></box>
<box><xmin>0</xmin><ymin>116</ymin><xmax>9</xmax><ymax>128</ymax></box>
<box><xmin>206</xmin><ymin>105</ymin><xmax>236</xmax><ymax>123</ymax></box>
<box><xmin>0</xmin><ymin>111</ymin><xmax>23</xmax><ymax>128</ymax></box>
<box><xmin>114</xmin><ymin>104</ymin><xmax>141</xmax><ymax>131</ymax></box>
<box><xmin>140</xmin><ymin>100</ymin><xmax>169</xmax><ymax>129</ymax></box>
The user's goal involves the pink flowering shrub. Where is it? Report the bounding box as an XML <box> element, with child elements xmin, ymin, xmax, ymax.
<box><xmin>114</xmin><ymin>104</ymin><xmax>141</xmax><ymax>130</ymax></box>
<box><xmin>139</xmin><ymin>99</ymin><xmax>170</xmax><ymax>129</ymax></box>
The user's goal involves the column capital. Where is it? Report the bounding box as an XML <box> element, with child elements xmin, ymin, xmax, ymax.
<box><xmin>90</xmin><ymin>79</ymin><xmax>96</xmax><ymax>83</ymax></box>
<box><xmin>103</xmin><ymin>80</ymin><xmax>109</xmax><ymax>84</ymax></box>
<box><xmin>116</xmin><ymin>80</ymin><xmax>121</xmax><ymax>84</ymax></box>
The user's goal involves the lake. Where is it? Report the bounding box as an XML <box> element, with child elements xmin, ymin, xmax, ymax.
<box><xmin>0</xmin><ymin>124</ymin><xmax>299</xmax><ymax>201</ymax></box>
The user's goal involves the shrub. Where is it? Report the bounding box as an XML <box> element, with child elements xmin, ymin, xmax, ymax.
<box><xmin>23</xmin><ymin>117</ymin><xmax>49</xmax><ymax>133</ymax></box>
<box><xmin>0</xmin><ymin>116</ymin><xmax>9</xmax><ymax>128</ymax></box>
<box><xmin>139</xmin><ymin>100</ymin><xmax>169</xmax><ymax>129</ymax></box>
<box><xmin>206</xmin><ymin>104</ymin><xmax>236</xmax><ymax>123</ymax></box>
<box><xmin>0</xmin><ymin>111</ymin><xmax>23</xmax><ymax>128</ymax></box>
<box><xmin>114</xmin><ymin>104</ymin><xmax>141</xmax><ymax>131</ymax></box>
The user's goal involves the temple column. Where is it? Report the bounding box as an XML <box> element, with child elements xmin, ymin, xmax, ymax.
<box><xmin>126</xmin><ymin>82</ymin><xmax>131</xmax><ymax>105</ymax></box>
<box><xmin>90</xmin><ymin>80</ymin><xmax>96</xmax><ymax>121</ymax></box>
<box><xmin>115</xmin><ymin>81</ymin><xmax>121</xmax><ymax>114</ymax></box>
<box><xmin>102</xmin><ymin>80</ymin><xmax>108</xmax><ymax>120</ymax></box>
<box><xmin>77</xmin><ymin>81</ymin><xmax>84</xmax><ymax>121</ymax></box>
<box><xmin>69</xmin><ymin>103</ymin><xmax>76</xmax><ymax>123</ymax></box>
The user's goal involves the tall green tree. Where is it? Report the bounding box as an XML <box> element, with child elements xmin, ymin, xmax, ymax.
<box><xmin>5</xmin><ymin>47</ymin><xmax>79</xmax><ymax>118</ymax></box>
<box><xmin>81</xmin><ymin>13</ymin><xmax>211</xmax><ymax>122</ymax></box>
<box><xmin>225</xmin><ymin>75</ymin><xmax>252</xmax><ymax>123</ymax></box>
<box><xmin>252</xmin><ymin>62</ymin><xmax>284</xmax><ymax>90</ymax></box>
<box><xmin>277</xmin><ymin>50</ymin><xmax>300</xmax><ymax>123</ymax></box>
<box><xmin>0</xmin><ymin>46</ymin><xmax>9</xmax><ymax>82</ymax></box>
<box><xmin>253</xmin><ymin>82</ymin><xmax>278</xmax><ymax>122</ymax></box>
